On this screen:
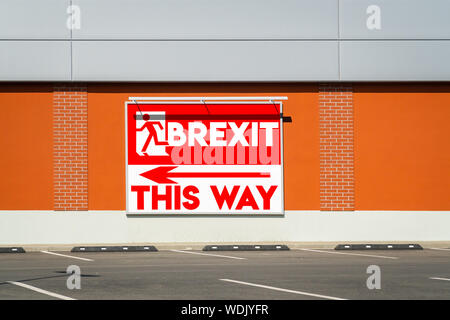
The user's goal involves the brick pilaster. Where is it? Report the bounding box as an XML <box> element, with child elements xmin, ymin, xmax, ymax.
<box><xmin>53</xmin><ymin>85</ymin><xmax>88</xmax><ymax>210</ymax></box>
<box><xmin>319</xmin><ymin>84</ymin><xmax>354</xmax><ymax>211</ymax></box>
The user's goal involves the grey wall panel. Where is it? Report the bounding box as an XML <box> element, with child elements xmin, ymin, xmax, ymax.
<box><xmin>340</xmin><ymin>41</ymin><xmax>450</xmax><ymax>81</ymax></box>
<box><xmin>340</xmin><ymin>0</ymin><xmax>450</xmax><ymax>39</ymax></box>
<box><xmin>0</xmin><ymin>0</ymin><xmax>70</xmax><ymax>39</ymax></box>
<box><xmin>72</xmin><ymin>0</ymin><xmax>338</xmax><ymax>40</ymax></box>
<box><xmin>0</xmin><ymin>41</ymin><xmax>71</xmax><ymax>80</ymax></box>
<box><xmin>72</xmin><ymin>41</ymin><xmax>338</xmax><ymax>81</ymax></box>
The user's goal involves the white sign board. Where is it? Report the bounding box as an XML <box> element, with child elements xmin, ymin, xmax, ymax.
<box><xmin>126</xmin><ymin>100</ymin><xmax>284</xmax><ymax>215</ymax></box>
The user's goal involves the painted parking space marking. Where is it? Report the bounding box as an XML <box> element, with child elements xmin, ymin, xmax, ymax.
<box><xmin>170</xmin><ymin>249</ymin><xmax>246</xmax><ymax>260</ymax></box>
<box><xmin>220</xmin><ymin>279</ymin><xmax>347</xmax><ymax>300</ymax></box>
<box><xmin>41</xmin><ymin>251</ymin><xmax>94</xmax><ymax>262</ymax></box>
<box><xmin>429</xmin><ymin>277</ymin><xmax>450</xmax><ymax>282</ymax></box>
<box><xmin>297</xmin><ymin>248</ymin><xmax>398</xmax><ymax>260</ymax></box>
<box><xmin>7</xmin><ymin>281</ymin><xmax>75</xmax><ymax>300</ymax></box>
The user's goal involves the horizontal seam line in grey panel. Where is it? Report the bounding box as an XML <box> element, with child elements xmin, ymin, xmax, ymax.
<box><xmin>2</xmin><ymin>38</ymin><xmax>333</xmax><ymax>41</ymax></box>
<box><xmin>339</xmin><ymin>38</ymin><xmax>450</xmax><ymax>41</ymax></box>
<box><xmin>1</xmin><ymin>39</ymin><xmax>450</xmax><ymax>42</ymax></box>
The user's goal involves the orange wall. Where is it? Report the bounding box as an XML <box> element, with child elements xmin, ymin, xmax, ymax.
<box><xmin>0</xmin><ymin>85</ymin><xmax>54</xmax><ymax>209</ymax></box>
<box><xmin>354</xmin><ymin>84</ymin><xmax>450</xmax><ymax>210</ymax></box>
<box><xmin>2</xmin><ymin>83</ymin><xmax>449</xmax><ymax>211</ymax></box>
<box><xmin>87</xmin><ymin>84</ymin><xmax>320</xmax><ymax>210</ymax></box>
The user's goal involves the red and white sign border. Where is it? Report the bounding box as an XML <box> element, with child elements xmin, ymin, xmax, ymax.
<box><xmin>125</xmin><ymin>97</ymin><xmax>286</xmax><ymax>216</ymax></box>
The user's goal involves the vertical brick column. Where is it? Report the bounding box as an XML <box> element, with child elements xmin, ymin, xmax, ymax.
<box><xmin>53</xmin><ymin>85</ymin><xmax>88</xmax><ymax>210</ymax></box>
<box><xmin>319</xmin><ymin>84</ymin><xmax>354</xmax><ymax>211</ymax></box>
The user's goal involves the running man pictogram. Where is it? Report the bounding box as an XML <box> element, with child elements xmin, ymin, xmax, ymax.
<box><xmin>137</xmin><ymin>114</ymin><xmax>168</xmax><ymax>155</ymax></box>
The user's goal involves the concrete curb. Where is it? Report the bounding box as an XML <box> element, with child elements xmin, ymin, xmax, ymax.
<box><xmin>71</xmin><ymin>245</ymin><xmax>158</xmax><ymax>253</ymax></box>
<box><xmin>204</xmin><ymin>244</ymin><xmax>289</xmax><ymax>251</ymax></box>
<box><xmin>0</xmin><ymin>247</ymin><xmax>25</xmax><ymax>253</ymax></box>
<box><xmin>10</xmin><ymin>241</ymin><xmax>450</xmax><ymax>252</ymax></box>
<box><xmin>335</xmin><ymin>244</ymin><xmax>423</xmax><ymax>250</ymax></box>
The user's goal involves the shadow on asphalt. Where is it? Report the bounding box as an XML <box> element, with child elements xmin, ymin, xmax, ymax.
<box><xmin>0</xmin><ymin>272</ymin><xmax>100</xmax><ymax>286</ymax></box>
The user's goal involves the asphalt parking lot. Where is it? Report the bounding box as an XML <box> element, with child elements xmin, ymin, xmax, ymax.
<box><xmin>0</xmin><ymin>247</ymin><xmax>449</xmax><ymax>300</ymax></box>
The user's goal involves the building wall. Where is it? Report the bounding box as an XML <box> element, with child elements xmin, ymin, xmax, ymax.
<box><xmin>54</xmin><ymin>85</ymin><xmax>88</xmax><ymax>210</ymax></box>
<box><xmin>2</xmin><ymin>0</ymin><xmax>450</xmax><ymax>82</ymax></box>
<box><xmin>87</xmin><ymin>84</ymin><xmax>320</xmax><ymax>210</ymax></box>
<box><xmin>1</xmin><ymin>83</ymin><xmax>449</xmax><ymax>211</ymax></box>
<box><xmin>1</xmin><ymin>0</ymin><xmax>450</xmax><ymax>243</ymax></box>
<box><xmin>0</xmin><ymin>84</ymin><xmax>54</xmax><ymax>210</ymax></box>
<box><xmin>0</xmin><ymin>82</ymin><xmax>449</xmax><ymax>244</ymax></box>
<box><xmin>354</xmin><ymin>84</ymin><xmax>450</xmax><ymax>210</ymax></box>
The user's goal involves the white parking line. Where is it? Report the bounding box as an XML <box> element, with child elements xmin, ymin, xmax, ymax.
<box><xmin>170</xmin><ymin>249</ymin><xmax>246</xmax><ymax>260</ymax></box>
<box><xmin>41</xmin><ymin>251</ymin><xmax>94</xmax><ymax>262</ymax></box>
<box><xmin>429</xmin><ymin>248</ymin><xmax>450</xmax><ymax>252</ymax></box>
<box><xmin>297</xmin><ymin>248</ymin><xmax>398</xmax><ymax>260</ymax></box>
<box><xmin>7</xmin><ymin>281</ymin><xmax>75</xmax><ymax>300</ymax></box>
<box><xmin>430</xmin><ymin>277</ymin><xmax>450</xmax><ymax>282</ymax></box>
<box><xmin>220</xmin><ymin>279</ymin><xmax>347</xmax><ymax>300</ymax></box>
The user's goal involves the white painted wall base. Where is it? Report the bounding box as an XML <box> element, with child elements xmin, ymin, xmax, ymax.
<box><xmin>0</xmin><ymin>211</ymin><xmax>449</xmax><ymax>245</ymax></box>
